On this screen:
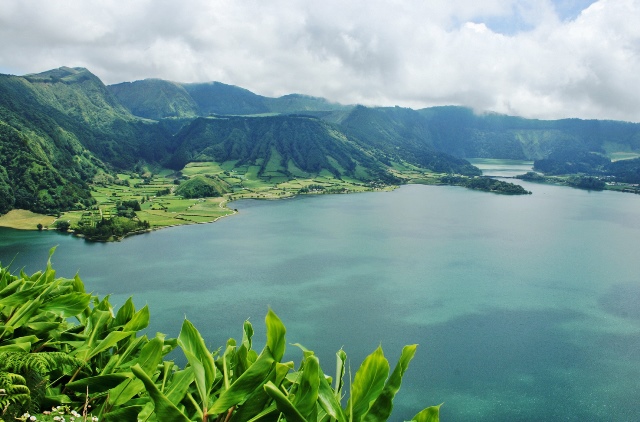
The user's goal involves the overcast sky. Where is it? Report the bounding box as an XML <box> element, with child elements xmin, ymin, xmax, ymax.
<box><xmin>1</xmin><ymin>0</ymin><xmax>639</xmax><ymax>122</ymax></box>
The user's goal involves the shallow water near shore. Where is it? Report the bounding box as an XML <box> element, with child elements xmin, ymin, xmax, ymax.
<box><xmin>1</xmin><ymin>160</ymin><xmax>640</xmax><ymax>421</ymax></box>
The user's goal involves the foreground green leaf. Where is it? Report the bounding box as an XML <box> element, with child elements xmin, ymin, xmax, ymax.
<box><xmin>266</xmin><ymin>308</ymin><xmax>286</xmax><ymax>362</ymax></box>
<box><xmin>263</xmin><ymin>381</ymin><xmax>307</xmax><ymax>422</ymax></box>
<box><xmin>131</xmin><ymin>363</ymin><xmax>190</xmax><ymax>422</ymax></box>
<box><xmin>410</xmin><ymin>403</ymin><xmax>443</xmax><ymax>422</ymax></box>
<box><xmin>365</xmin><ymin>344</ymin><xmax>418</xmax><ymax>421</ymax></box>
<box><xmin>209</xmin><ymin>347</ymin><xmax>276</xmax><ymax>415</ymax></box>
<box><xmin>347</xmin><ymin>345</ymin><xmax>390</xmax><ymax>422</ymax></box>
<box><xmin>177</xmin><ymin>318</ymin><xmax>216</xmax><ymax>411</ymax></box>
<box><xmin>292</xmin><ymin>354</ymin><xmax>320</xmax><ymax>418</ymax></box>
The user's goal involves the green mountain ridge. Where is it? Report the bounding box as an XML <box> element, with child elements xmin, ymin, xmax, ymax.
<box><xmin>108</xmin><ymin>78</ymin><xmax>351</xmax><ymax>120</ymax></box>
<box><xmin>3</xmin><ymin>66</ymin><xmax>640</xmax><ymax>217</ymax></box>
<box><xmin>107</xmin><ymin>78</ymin><xmax>199</xmax><ymax>119</ymax></box>
<box><xmin>107</xmin><ymin>74</ymin><xmax>640</xmax><ymax>167</ymax></box>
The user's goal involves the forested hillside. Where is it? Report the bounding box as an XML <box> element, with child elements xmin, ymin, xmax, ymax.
<box><xmin>3</xmin><ymin>65</ymin><xmax>640</xmax><ymax>217</ymax></box>
<box><xmin>0</xmin><ymin>67</ymin><xmax>176</xmax><ymax>215</ymax></box>
<box><xmin>338</xmin><ymin>106</ymin><xmax>482</xmax><ymax>176</ymax></box>
<box><xmin>168</xmin><ymin>115</ymin><xmax>397</xmax><ymax>182</ymax></box>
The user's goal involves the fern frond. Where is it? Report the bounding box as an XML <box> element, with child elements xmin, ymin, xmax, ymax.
<box><xmin>0</xmin><ymin>370</ymin><xmax>31</xmax><ymax>411</ymax></box>
<box><xmin>0</xmin><ymin>352</ymin><xmax>85</xmax><ymax>376</ymax></box>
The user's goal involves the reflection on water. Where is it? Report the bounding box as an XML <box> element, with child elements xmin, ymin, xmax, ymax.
<box><xmin>1</xmin><ymin>160</ymin><xmax>640</xmax><ymax>421</ymax></box>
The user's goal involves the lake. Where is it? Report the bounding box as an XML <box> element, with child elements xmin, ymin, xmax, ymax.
<box><xmin>1</xmin><ymin>159</ymin><xmax>639</xmax><ymax>421</ymax></box>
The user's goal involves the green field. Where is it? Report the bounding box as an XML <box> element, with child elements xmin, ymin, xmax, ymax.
<box><xmin>0</xmin><ymin>159</ymin><xmax>452</xmax><ymax>234</ymax></box>
<box><xmin>46</xmin><ymin>160</ymin><xmax>406</xmax><ymax>235</ymax></box>
<box><xmin>0</xmin><ymin>209</ymin><xmax>57</xmax><ymax>230</ymax></box>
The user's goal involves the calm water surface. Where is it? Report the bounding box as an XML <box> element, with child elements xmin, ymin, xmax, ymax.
<box><xmin>1</xmin><ymin>160</ymin><xmax>639</xmax><ymax>421</ymax></box>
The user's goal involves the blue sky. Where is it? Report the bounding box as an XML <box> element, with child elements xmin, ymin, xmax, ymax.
<box><xmin>1</xmin><ymin>0</ymin><xmax>638</xmax><ymax>122</ymax></box>
<box><xmin>484</xmin><ymin>0</ymin><xmax>598</xmax><ymax>33</ymax></box>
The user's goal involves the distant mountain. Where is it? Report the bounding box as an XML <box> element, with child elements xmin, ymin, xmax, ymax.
<box><xmin>108</xmin><ymin>79</ymin><xmax>351</xmax><ymax>120</ymax></box>
<box><xmin>264</xmin><ymin>94</ymin><xmax>350</xmax><ymax>114</ymax></box>
<box><xmin>181</xmin><ymin>81</ymin><xmax>270</xmax><ymax>116</ymax></box>
<box><xmin>415</xmin><ymin>106</ymin><xmax>640</xmax><ymax>160</ymax></box>
<box><xmin>108</xmin><ymin>79</ymin><xmax>199</xmax><ymax>119</ymax></box>
<box><xmin>331</xmin><ymin>104</ymin><xmax>640</xmax><ymax>164</ymax></box>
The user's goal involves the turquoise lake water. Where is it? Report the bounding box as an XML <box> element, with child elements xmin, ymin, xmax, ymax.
<box><xmin>1</xmin><ymin>160</ymin><xmax>639</xmax><ymax>420</ymax></box>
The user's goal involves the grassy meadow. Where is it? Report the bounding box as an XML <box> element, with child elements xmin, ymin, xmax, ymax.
<box><xmin>0</xmin><ymin>209</ymin><xmax>57</xmax><ymax>230</ymax></box>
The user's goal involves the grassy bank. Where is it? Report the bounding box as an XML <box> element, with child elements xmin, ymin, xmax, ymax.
<box><xmin>0</xmin><ymin>210</ymin><xmax>57</xmax><ymax>230</ymax></box>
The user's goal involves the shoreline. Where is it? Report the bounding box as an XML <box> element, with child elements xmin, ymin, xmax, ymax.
<box><xmin>0</xmin><ymin>173</ymin><xmax>563</xmax><ymax>238</ymax></box>
<box><xmin>0</xmin><ymin>187</ymin><xmax>396</xmax><ymax>238</ymax></box>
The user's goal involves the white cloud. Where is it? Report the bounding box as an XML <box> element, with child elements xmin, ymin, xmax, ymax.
<box><xmin>0</xmin><ymin>0</ymin><xmax>639</xmax><ymax>121</ymax></box>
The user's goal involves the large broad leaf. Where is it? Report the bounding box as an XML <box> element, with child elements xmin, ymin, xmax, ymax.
<box><xmin>164</xmin><ymin>367</ymin><xmax>195</xmax><ymax>405</ymax></box>
<box><xmin>209</xmin><ymin>347</ymin><xmax>275</xmax><ymax>415</ymax></box>
<box><xmin>25</xmin><ymin>322</ymin><xmax>60</xmax><ymax>333</ymax></box>
<box><xmin>135</xmin><ymin>334</ymin><xmax>165</xmax><ymax>375</ymax></box>
<box><xmin>101</xmin><ymin>335</ymin><xmax>149</xmax><ymax>375</ymax></box>
<box><xmin>0</xmin><ymin>285</ymin><xmax>45</xmax><ymax>307</ymax></box>
<box><xmin>177</xmin><ymin>319</ymin><xmax>216</xmax><ymax>409</ymax></box>
<box><xmin>292</xmin><ymin>355</ymin><xmax>320</xmax><ymax>418</ymax></box>
<box><xmin>41</xmin><ymin>292</ymin><xmax>92</xmax><ymax>317</ymax></box>
<box><xmin>222</xmin><ymin>341</ymin><xmax>237</xmax><ymax>390</ymax></box>
<box><xmin>131</xmin><ymin>364</ymin><xmax>190</xmax><ymax>422</ymax></box>
<box><xmin>263</xmin><ymin>381</ymin><xmax>307</xmax><ymax>422</ymax></box>
<box><xmin>410</xmin><ymin>404</ymin><xmax>443</xmax><ymax>422</ymax></box>
<box><xmin>266</xmin><ymin>309</ymin><xmax>286</xmax><ymax>362</ymax></box>
<box><xmin>347</xmin><ymin>346</ymin><xmax>390</xmax><ymax>422</ymax></box>
<box><xmin>94</xmin><ymin>295</ymin><xmax>114</xmax><ymax>312</ymax></box>
<box><xmin>107</xmin><ymin>378</ymin><xmax>145</xmax><ymax>407</ymax></box>
<box><xmin>0</xmin><ymin>279</ymin><xmax>23</xmax><ymax>299</ymax></box>
<box><xmin>82</xmin><ymin>330</ymin><xmax>136</xmax><ymax>361</ymax></box>
<box><xmin>229</xmin><ymin>360</ymin><xmax>294</xmax><ymax>422</ymax></box>
<box><xmin>123</xmin><ymin>305</ymin><xmax>150</xmax><ymax>332</ymax></box>
<box><xmin>236</xmin><ymin>320</ymin><xmax>255</xmax><ymax>377</ymax></box>
<box><xmin>114</xmin><ymin>297</ymin><xmax>135</xmax><ymax>327</ymax></box>
<box><xmin>65</xmin><ymin>373</ymin><xmax>132</xmax><ymax>393</ymax></box>
<box><xmin>364</xmin><ymin>344</ymin><xmax>418</xmax><ymax>421</ymax></box>
<box><xmin>4</xmin><ymin>298</ymin><xmax>43</xmax><ymax>332</ymax></box>
<box><xmin>242</xmin><ymin>319</ymin><xmax>254</xmax><ymax>351</ymax></box>
<box><xmin>317</xmin><ymin>370</ymin><xmax>347</xmax><ymax>422</ymax></box>
<box><xmin>0</xmin><ymin>342</ymin><xmax>31</xmax><ymax>352</ymax></box>
<box><xmin>1</xmin><ymin>335</ymin><xmax>39</xmax><ymax>346</ymax></box>
<box><xmin>83</xmin><ymin>309</ymin><xmax>112</xmax><ymax>346</ymax></box>
<box><xmin>227</xmin><ymin>366</ymin><xmax>278</xmax><ymax>422</ymax></box>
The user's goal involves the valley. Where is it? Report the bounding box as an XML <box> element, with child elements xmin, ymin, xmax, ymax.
<box><xmin>2</xmin><ymin>66</ymin><xmax>640</xmax><ymax>240</ymax></box>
